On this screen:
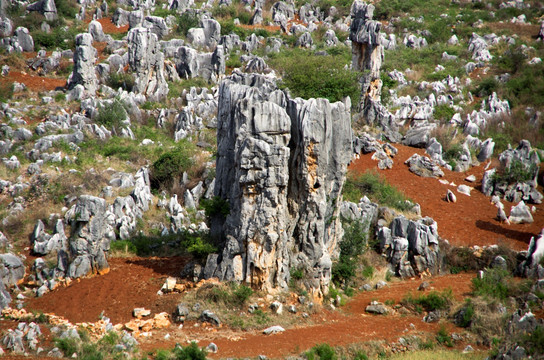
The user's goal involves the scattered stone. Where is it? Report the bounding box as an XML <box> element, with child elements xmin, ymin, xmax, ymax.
<box><xmin>366</xmin><ymin>301</ymin><xmax>388</xmax><ymax>315</ymax></box>
<box><xmin>263</xmin><ymin>325</ymin><xmax>285</xmax><ymax>335</ymax></box>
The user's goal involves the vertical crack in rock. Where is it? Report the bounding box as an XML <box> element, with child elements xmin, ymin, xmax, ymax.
<box><xmin>205</xmin><ymin>71</ymin><xmax>352</xmax><ymax>300</ymax></box>
<box><xmin>127</xmin><ymin>27</ymin><xmax>169</xmax><ymax>101</ymax></box>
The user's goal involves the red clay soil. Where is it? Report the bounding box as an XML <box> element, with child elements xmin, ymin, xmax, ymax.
<box><xmin>26</xmin><ymin>257</ymin><xmax>191</xmax><ymax>324</ymax></box>
<box><xmin>4</xmin><ymin>71</ymin><xmax>66</xmax><ymax>92</ymax></box>
<box><xmin>136</xmin><ymin>273</ymin><xmax>474</xmax><ymax>359</ymax></box>
<box><xmin>25</xmin><ymin>253</ymin><xmax>475</xmax><ymax>359</ymax></box>
<box><xmin>348</xmin><ymin>143</ymin><xmax>544</xmax><ymax>251</ymax></box>
<box><xmin>85</xmin><ymin>18</ymin><xmax>129</xmax><ymax>34</ymax></box>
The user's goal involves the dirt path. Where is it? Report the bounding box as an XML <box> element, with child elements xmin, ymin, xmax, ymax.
<box><xmin>348</xmin><ymin>144</ymin><xmax>544</xmax><ymax>251</ymax></box>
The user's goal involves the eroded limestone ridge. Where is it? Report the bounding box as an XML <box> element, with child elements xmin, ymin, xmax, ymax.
<box><xmin>350</xmin><ymin>1</ymin><xmax>400</xmax><ymax>141</ymax></box>
<box><xmin>204</xmin><ymin>71</ymin><xmax>352</xmax><ymax>300</ymax></box>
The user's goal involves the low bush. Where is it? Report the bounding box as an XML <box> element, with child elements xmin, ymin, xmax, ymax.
<box><xmin>306</xmin><ymin>343</ymin><xmax>337</xmax><ymax>360</ymax></box>
<box><xmin>492</xmin><ymin>158</ymin><xmax>537</xmax><ymax>185</ymax></box>
<box><xmin>150</xmin><ymin>142</ymin><xmax>196</xmax><ymax>190</ymax></box>
<box><xmin>520</xmin><ymin>324</ymin><xmax>544</xmax><ymax>356</ymax></box>
<box><xmin>111</xmin><ymin>231</ymin><xmax>216</xmax><ymax>259</ymax></box>
<box><xmin>343</xmin><ymin>171</ymin><xmax>414</xmax><ymax>211</ymax></box>
<box><xmin>174</xmin><ymin>341</ymin><xmax>208</xmax><ymax>360</ymax></box>
<box><xmin>200</xmin><ymin>282</ymin><xmax>253</xmax><ymax>308</ymax></box>
<box><xmin>436</xmin><ymin>325</ymin><xmax>454</xmax><ymax>347</ymax></box>
<box><xmin>176</xmin><ymin>11</ymin><xmax>200</xmax><ymax>37</ymax></box>
<box><xmin>268</xmin><ymin>49</ymin><xmax>360</xmax><ymax>104</ymax></box>
<box><xmin>332</xmin><ymin>219</ymin><xmax>367</xmax><ymax>286</ymax></box>
<box><xmin>402</xmin><ymin>289</ymin><xmax>453</xmax><ymax>312</ymax></box>
<box><xmin>471</xmin><ymin>268</ymin><xmax>512</xmax><ymax>300</ymax></box>
<box><xmin>0</xmin><ymin>81</ymin><xmax>13</xmax><ymax>103</ymax></box>
<box><xmin>95</xmin><ymin>99</ymin><xmax>127</xmax><ymax>133</ymax></box>
<box><xmin>106</xmin><ymin>72</ymin><xmax>135</xmax><ymax>92</ymax></box>
<box><xmin>200</xmin><ymin>196</ymin><xmax>230</xmax><ymax>219</ymax></box>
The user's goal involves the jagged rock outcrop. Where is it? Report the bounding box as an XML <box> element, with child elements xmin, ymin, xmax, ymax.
<box><xmin>64</xmin><ymin>195</ymin><xmax>115</xmax><ymax>278</ymax></box>
<box><xmin>482</xmin><ymin>140</ymin><xmax>542</xmax><ymax>204</ymax></box>
<box><xmin>67</xmin><ymin>33</ymin><xmax>98</xmax><ymax>97</ymax></box>
<box><xmin>27</xmin><ymin>0</ymin><xmax>57</xmax><ymax>20</ymax></box>
<box><xmin>350</xmin><ymin>1</ymin><xmax>400</xmax><ymax>141</ymax></box>
<box><xmin>377</xmin><ymin>216</ymin><xmax>442</xmax><ymax>277</ymax></box>
<box><xmin>203</xmin><ymin>71</ymin><xmax>352</xmax><ymax>300</ymax></box>
<box><xmin>176</xmin><ymin>45</ymin><xmax>225</xmax><ymax>82</ymax></box>
<box><xmin>518</xmin><ymin>229</ymin><xmax>544</xmax><ymax>279</ymax></box>
<box><xmin>127</xmin><ymin>27</ymin><xmax>169</xmax><ymax>101</ymax></box>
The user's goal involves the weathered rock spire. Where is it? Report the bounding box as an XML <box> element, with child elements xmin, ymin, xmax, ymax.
<box><xmin>204</xmin><ymin>71</ymin><xmax>352</xmax><ymax>299</ymax></box>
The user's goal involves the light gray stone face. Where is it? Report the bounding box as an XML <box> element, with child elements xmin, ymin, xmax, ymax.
<box><xmin>65</xmin><ymin>195</ymin><xmax>114</xmax><ymax>278</ymax></box>
<box><xmin>67</xmin><ymin>33</ymin><xmax>98</xmax><ymax>96</ymax></box>
<box><xmin>127</xmin><ymin>27</ymin><xmax>169</xmax><ymax>101</ymax></box>
<box><xmin>176</xmin><ymin>45</ymin><xmax>225</xmax><ymax>82</ymax></box>
<box><xmin>380</xmin><ymin>216</ymin><xmax>441</xmax><ymax>278</ymax></box>
<box><xmin>205</xmin><ymin>71</ymin><xmax>352</xmax><ymax>300</ymax></box>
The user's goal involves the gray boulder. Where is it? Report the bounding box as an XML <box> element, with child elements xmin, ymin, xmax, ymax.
<box><xmin>27</xmin><ymin>0</ymin><xmax>57</xmax><ymax>20</ymax></box>
<box><xmin>508</xmin><ymin>201</ymin><xmax>533</xmax><ymax>224</ymax></box>
<box><xmin>67</xmin><ymin>33</ymin><xmax>98</xmax><ymax>96</ymax></box>
<box><xmin>0</xmin><ymin>253</ymin><xmax>25</xmax><ymax>287</ymax></box>
<box><xmin>379</xmin><ymin>216</ymin><xmax>441</xmax><ymax>277</ymax></box>
<box><xmin>127</xmin><ymin>27</ymin><xmax>169</xmax><ymax>101</ymax></box>
<box><xmin>65</xmin><ymin>195</ymin><xmax>114</xmax><ymax>278</ymax></box>
<box><xmin>176</xmin><ymin>45</ymin><xmax>225</xmax><ymax>82</ymax></box>
<box><xmin>14</xmin><ymin>27</ymin><xmax>34</xmax><ymax>52</ymax></box>
<box><xmin>405</xmin><ymin>153</ymin><xmax>444</xmax><ymax>178</ymax></box>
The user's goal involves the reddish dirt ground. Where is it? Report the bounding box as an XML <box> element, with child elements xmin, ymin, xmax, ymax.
<box><xmin>349</xmin><ymin>144</ymin><xmax>544</xmax><ymax>251</ymax></box>
<box><xmin>27</xmin><ymin>257</ymin><xmax>191</xmax><ymax>324</ymax></box>
<box><xmin>136</xmin><ymin>273</ymin><xmax>474</xmax><ymax>359</ymax></box>
<box><xmin>26</xmin><ymin>255</ymin><xmax>475</xmax><ymax>359</ymax></box>
<box><xmin>4</xmin><ymin>71</ymin><xmax>66</xmax><ymax>92</ymax></box>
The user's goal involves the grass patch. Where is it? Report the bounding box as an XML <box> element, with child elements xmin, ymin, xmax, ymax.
<box><xmin>110</xmin><ymin>231</ymin><xmax>216</xmax><ymax>259</ymax></box>
<box><xmin>402</xmin><ymin>289</ymin><xmax>453</xmax><ymax>313</ymax></box>
<box><xmin>268</xmin><ymin>48</ymin><xmax>359</xmax><ymax>104</ymax></box>
<box><xmin>343</xmin><ymin>171</ymin><xmax>413</xmax><ymax>211</ymax></box>
<box><xmin>471</xmin><ymin>268</ymin><xmax>512</xmax><ymax>301</ymax></box>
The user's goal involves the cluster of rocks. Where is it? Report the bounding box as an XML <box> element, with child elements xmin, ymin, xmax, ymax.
<box><xmin>378</xmin><ymin>216</ymin><xmax>442</xmax><ymax>277</ymax></box>
<box><xmin>482</xmin><ymin>140</ymin><xmax>543</xmax><ymax>204</ymax></box>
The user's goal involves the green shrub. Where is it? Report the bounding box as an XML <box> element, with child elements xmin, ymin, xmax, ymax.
<box><xmin>403</xmin><ymin>289</ymin><xmax>453</xmax><ymax>312</ymax></box>
<box><xmin>433</xmin><ymin>104</ymin><xmax>455</xmax><ymax>122</ymax></box>
<box><xmin>55</xmin><ymin>337</ymin><xmax>78</xmax><ymax>357</ymax></box>
<box><xmin>110</xmin><ymin>240</ymin><xmax>138</xmax><ymax>254</ymax></box>
<box><xmin>362</xmin><ymin>265</ymin><xmax>375</xmax><ymax>279</ymax></box>
<box><xmin>95</xmin><ymin>99</ymin><xmax>127</xmax><ymax>132</ymax></box>
<box><xmin>269</xmin><ymin>49</ymin><xmax>360</xmax><ymax>104</ymax></box>
<box><xmin>343</xmin><ymin>171</ymin><xmax>414</xmax><ymax>211</ymax></box>
<box><xmin>492</xmin><ymin>158</ymin><xmax>537</xmax><ymax>185</ymax></box>
<box><xmin>176</xmin><ymin>12</ymin><xmax>200</xmax><ymax>37</ymax></box>
<box><xmin>0</xmin><ymin>82</ymin><xmax>13</xmax><ymax>103</ymax></box>
<box><xmin>150</xmin><ymin>142</ymin><xmax>196</xmax><ymax>190</ymax></box>
<box><xmin>457</xmin><ymin>299</ymin><xmax>474</xmax><ymax>328</ymax></box>
<box><xmin>436</xmin><ymin>325</ymin><xmax>454</xmax><ymax>347</ymax></box>
<box><xmin>332</xmin><ymin>219</ymin><xmax>367</xmax><ymax>286</ymax></box>
<box><xmin>173</xmin><ymin>342</ymin><xmax>207</xmax><ymax>360</ymax></box>
<box><xmin>306</xmin><ymin>343</ymin><xmax>337</xmax><ymax>360</ymax></box>
<box><xmin>474</xmin><ymin>77</ymin><xmax>499</xmax><ymax>98</ymax></box>
<box><xmin>200</xmin><ymin>196</ymin><xmax>230</xmax><ymax>218</ymax></box>
<box><xmin>55</xmin><ymin>0</ymin><xmax>79</xmax><ymax>18</ymax></box>
<box><xmin>106</xmin><ymin>72</ymin><xmax>134</xmax><ymax>92</ymax></box>
<box><xmin>290</xmin><ymin>268</ymin><xmax>304</xmax><ymax>280</ymax></box>
<box><xmin>471</xmin><ymin>268</ymin><xmax>512</xmax><ymax>300</ymax></box>
<box><xmin>520</xmin><ymin>325</ymin><xmax>544</xmax><ymax>356</ymax></box>
<box><xmin>207</xmin><ymin>283</ymin><xmax>253</xmax><ymax>307</ymax></box>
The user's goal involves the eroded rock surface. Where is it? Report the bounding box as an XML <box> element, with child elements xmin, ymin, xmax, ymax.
<box><xmin>204</xmin><ymin>71</ymin><xmax>352</xmax><ymax>300</ymax></box>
